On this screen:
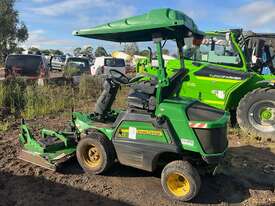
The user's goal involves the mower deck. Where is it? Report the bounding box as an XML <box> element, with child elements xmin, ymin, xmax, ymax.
<box><xmin>18</xmin><ymin>120</ymin><xmax>77</xmax><ymax>171</ymax></box>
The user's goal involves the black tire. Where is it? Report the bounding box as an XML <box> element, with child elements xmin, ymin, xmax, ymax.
<box><xmin>237</xmin><ymin>88</ymin><xmax>275</xmax><ymax>140</ymax></box>
<box><xmin>161</xmin><ymin>160</ymin><xmax>201</xmax><ymax>201</ymax></box>
<box><xmin>76</xmin><ymin>132</ymin><xmax>115</xmax><ymax>174</ymax></box>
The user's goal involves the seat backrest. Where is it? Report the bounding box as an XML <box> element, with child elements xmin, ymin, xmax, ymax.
<box><xmin>161</xmin><ymin>68</ymin><xmax>187</xmax><ymax>100</ymax></box>
<box><xmin>95</xmin><ymin>78</ymin><xmax>119</xmax><ymax>116</ymax></box>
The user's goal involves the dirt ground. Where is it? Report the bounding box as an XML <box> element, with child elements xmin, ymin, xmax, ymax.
<box><xmin>0</xmin><ymin>114</ymin><xmax>274</xmax><ymax>206</ymax></box>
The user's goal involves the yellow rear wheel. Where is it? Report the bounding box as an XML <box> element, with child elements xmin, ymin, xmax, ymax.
<box><xmin>161</xmin><ymin>160</ymin><xmax>201</xmax><ymax>201</ymax></box>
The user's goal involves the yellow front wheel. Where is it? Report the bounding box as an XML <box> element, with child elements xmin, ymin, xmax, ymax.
<box><xmin>76</xmin><ymin>132</ymin><xmax>115</xmax><ymax>175</ymax></box>
<box><xmin>161</xmin><ymin>160</ymin><xmax>201</xmax><ymax>201</ymax></box>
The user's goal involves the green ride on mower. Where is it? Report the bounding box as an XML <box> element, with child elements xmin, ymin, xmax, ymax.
<box><xmin>18</xmin><ymin>119</ymin><xmax>77</xmax><ymax>171</ymax></box>
<box><xmin>72</xmin><ymin>8</ymin><xmax>229</xmax><ymax>201</ymax></box>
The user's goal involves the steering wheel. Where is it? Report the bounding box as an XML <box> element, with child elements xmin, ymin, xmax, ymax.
<box><xmin>109</xmin><ymin>69</ymin><xmax>129</xmax><ymax>84</ymax></box>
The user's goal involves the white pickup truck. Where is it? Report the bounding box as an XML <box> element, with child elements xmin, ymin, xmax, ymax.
<box><xmin>91</xmin><ymin>57</ymin><xmax>126</xmax><ymax>76</ymax></box>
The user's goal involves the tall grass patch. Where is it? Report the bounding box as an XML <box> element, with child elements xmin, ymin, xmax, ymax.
<box><xmin>0</xmin><ymin>78</ymin><xmax>26</xmax><ymax>116</ymax></box>
<box><xmin>0</xmin><ymin>75</ymin><xmax>130</xmax><ymax>121</ymax></box>
<box><xmin>79</xmin><ymin>75</ymin><xmax>104</xmax><ymax>100</ymax></box>
<box><xmin>23</xmin><ymin>85</ymin><xmax>73</xmax><ymax>119</ymax></box>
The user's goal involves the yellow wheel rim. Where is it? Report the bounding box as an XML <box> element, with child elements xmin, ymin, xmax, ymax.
<box><xmin>166</xmin><ymin>172</ymin><xmax>190</xmax><ymax>197</ymax></box>
<box><xmin>82</xmin><ymin>144</ymin><xmax>101</xmax><ymax>168</ymax></box>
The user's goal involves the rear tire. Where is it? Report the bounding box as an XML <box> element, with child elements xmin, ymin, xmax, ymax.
<box><xmin>76</xmin><ymin>132</ymin><xmax>115</xmax><ymax>174</ymax></box>
<box><xmin>237</xmin><ymin>88</ymin><xmax>275</xmax><ymax>140</ymax></box>
<box><xmin>161</xmin><ymin>160</ymin><xmax>201</xmax><ymax>201</ymax></box>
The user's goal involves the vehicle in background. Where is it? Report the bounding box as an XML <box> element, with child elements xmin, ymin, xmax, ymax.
<box><xmin>91</xmin><ymin>57</ymin><xmax>126</xmax><ymax>76</ymax></box>
<box><xmin>63</xmin><ymin>57</ymin><xmax>91</xmax><ymax>83</ymax></box>
<box><xmin>1</xmin><ymin>54</ymin><xmax>49</xmax><ymax>84</ymax></box>
<box><xmin>50</xmin><ymin>55</ymin><xmax>66</xmax><ymax>71</ymax></box>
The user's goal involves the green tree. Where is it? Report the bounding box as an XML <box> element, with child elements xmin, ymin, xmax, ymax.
<box><xmin>82</xmin><ymin>46</ymin><xmax>93</xmax><ymax>58</ymax></box>
<box><xmin>73</xmin><ymin>47</ymin><xmax>82</xmax><ymax>57</ymax></box>
<box><xmin>124</xmin><ymin>43</ymin><xmax>139</xmax><ymax>56</ymax></box>
<box><xmin>95</xmin><ymin>46</ymin><xmax>108</xmax><ymax>57</ymax></box>
<box><xmin>162</xmin><ymin>49</ymin><xmax>170</xmax><ymax>55</ymax></box>
<box><xmin>0</xmin><ymin>0</ymin><xmax>28</xmax><ymax>64</ymax></box>
<box><xmin>139</xmin><ymin>50</ymin><xmax>149</xmax><ymax>57</ymax></box>
<box><xmin>14</xmin><ymin>47</ymin><xmax>25</xmax><ymax>54</ymax></box>
<box><xmin>41</xmin><ymin>49</ymin><xmax>50</xmax><ymax>56</ymax></box>
<box><xmin>28</xmin><ymin>47</ymin><xmax>40</xmax><ymax>54</ymax></box>
<box><xmin>50</xmin><ymin>49</ymin><xmax>63</xmax><ymax>56</ymax></box>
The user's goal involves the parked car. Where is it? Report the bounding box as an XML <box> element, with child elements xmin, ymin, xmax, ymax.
<box><xmin>63</xmin><ymin>57</ymin><xmax>91</xmax><ymax>83</ymax></box>
<box><xmin>50</xmin><ymin>55</ymin><xmax>66</xmax><ymax>71</ymax></box>
<box><xmin>2</xmin><ymin>54</ymin><xmax>49</xmax><ymax>84</ymax></box>
<box><xmin>91</xmin><ymin>57</ymin><xmax>126</xmax><ymax>76</ymax></box>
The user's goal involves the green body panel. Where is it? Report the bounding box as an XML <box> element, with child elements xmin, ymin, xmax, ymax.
<box><xmin>73</xmin><ymin>8</ymin><xmax>203</xmax><ymax>42</ymax></box>
<box><xmin>73</xmin><ymin>112</ymin><xmax>114</xmax><ymax>140</ymax></box>
<box><xmin>140</xmin><ymin>59</ymin><xmax>272</xmax><ymax>110</ymax></box>
<box><xmin>73</xmin><ymin>96</ymin><xmax>228</xmax><ymax>159</ymax></box>
<box><xmin>156</xmin><ymin>98</ymin><xmax>228</xmax><ymax>157</ymax></box>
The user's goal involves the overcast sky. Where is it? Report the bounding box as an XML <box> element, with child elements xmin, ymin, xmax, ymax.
<box><xmin>16</xmin><ymin>0</ymin><xmax>275</xmax><ymax>54</ymax></box>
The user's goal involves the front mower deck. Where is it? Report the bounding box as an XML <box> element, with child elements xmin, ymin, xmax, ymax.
<box><xmin>18</xmin><ymin>121</ymin><xmax>77</xmax><ymax>171</ymax></box>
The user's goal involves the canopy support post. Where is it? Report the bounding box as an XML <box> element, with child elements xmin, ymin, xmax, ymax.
<box><xmin>153</xmin><ymin>36</ymin><xmax>168</xmax><ymax>106</ymax></box>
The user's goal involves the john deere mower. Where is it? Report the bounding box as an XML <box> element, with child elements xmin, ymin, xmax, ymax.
<box><xmin>70</xmin><ymin>8</ymin><xmax>229</xmax><ymax>201</ymax></box>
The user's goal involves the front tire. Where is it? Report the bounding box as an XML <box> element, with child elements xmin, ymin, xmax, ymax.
<box><xmin>76</xmin><ymin>132</ymin><xmax>115</xmax><ymax>174</ymax></box>
<box><xmin>237</xmin><ymin>88</ymin><xmax>275</xmax><ymax>140</ymax></box>
<box><xmin>161</xmin><ymin>160</ymin><xmax>201</xmax><ymax>201</ymax></box>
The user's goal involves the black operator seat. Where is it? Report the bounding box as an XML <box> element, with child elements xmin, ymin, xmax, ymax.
<box><xmin>127</xmin><ymin>76</ymin><xmax>158</xmax><ymax>112</ymax></box>
<box><xmin>127</xmin><ymin>68</ymin><xmax>187</xmax><ymax>112</ymax></box>
<box><xmin>95</xmin><ymin>77</ymin><xmax>119</xmax><ymax>117</ymax></box>
<box><xmin>161</xmin><ymin>68</ymin><xmax>187</xmax><ymax>99</ymax></box>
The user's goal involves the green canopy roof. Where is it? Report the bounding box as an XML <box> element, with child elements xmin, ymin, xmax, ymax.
<box><xmin>73</xmin><ymin>8</ymin><xmax>203</xmax><ymax>42</ymax></box>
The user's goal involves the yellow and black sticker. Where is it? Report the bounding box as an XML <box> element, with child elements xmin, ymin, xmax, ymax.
<box><xmin>118</xmin><ymin>128</ymin><xmax>163</xmax><ymax>138</ymax></box>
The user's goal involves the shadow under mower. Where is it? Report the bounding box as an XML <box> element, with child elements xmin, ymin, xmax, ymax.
<box><xmin>72</xmin><ymin>8</ymin><xmax>229</xmax><ymax>201</ymax></box>
<box><xmin>18</xmin><ymin>120</ymin><xmax>77</xmax><ymax>171</ymax></box>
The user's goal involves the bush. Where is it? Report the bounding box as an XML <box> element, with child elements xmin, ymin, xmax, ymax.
<box><xmin>23</xmin><ymin>85</ymin><xmax>73</xmax><ymax>119</ymax></box>
<box><xmin>63</xmin><ymin>66</ymin><xmax>80</xmax><ymax>77</ymax></box>
<box><xmin>79</xmin><ymin>75</ymin><xmax>103</xmax><ymax>100</ymax></box>
<box><xmin>0</xmin><ymin>78</ymin><xmax>27</xmax><ymax>116</ymax></box>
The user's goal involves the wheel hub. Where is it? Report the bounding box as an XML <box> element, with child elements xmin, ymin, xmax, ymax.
<box><xmin>260</xmin><ymin>108</ymin><xmax>273</xmax><ymax>121</ymax></box>
<box><xmin>88</xmin><ymin>147</ymin><xmax>100</xmax><ymax>162</ymax></box>
<box><xmin>248</xmin><ymin>100</ymin><xmax>275</xmax><ymax>132</ymax></box>
<box><xmin>167</xmin><ymin>173</ymin><xmax>190</xmax><ymax>197</ymax></box>
<box><xmin>83</xmin><ymin>144</ymin><xmax>101</xmax><ymax>167</ymax></box>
